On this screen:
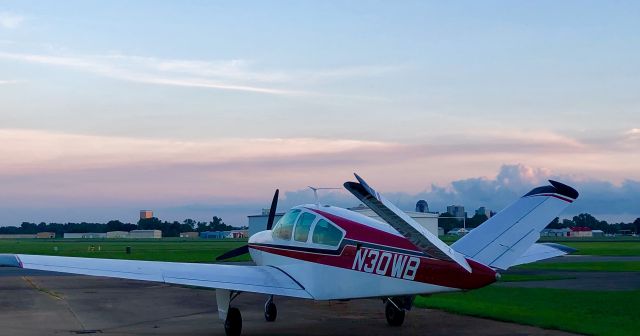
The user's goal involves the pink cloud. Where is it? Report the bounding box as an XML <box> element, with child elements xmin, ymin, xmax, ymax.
<box><xmin>0</xmin><ymin>128</ymin><xmax>637</xmax><ymax>215</ymax></box>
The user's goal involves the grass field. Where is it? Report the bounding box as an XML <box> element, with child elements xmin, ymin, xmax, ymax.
<box><xmin>515</xmin><ymin>261</ymin><xmax>640</xmax><ymax>272</ymax></box>
<box><xmin>0</xmin><ymin>239</ymin><xmax>251</xmax><ymax>262</ymax></box>
<box><xmin>558</xmin><ymin>241</ymin><xmax>640</xmax><ymax>256</ymax></box>
<box><xmin>498</xmin><ymin>274</ymin><xmax>575</xmax><ymax>282</ymax></box>
<box><xmin>441</xmin><ymin>237</ymin><xmax>640</xmax><ymax>256</ymax></box>
<box><xmin>415</xmin><ymin>287</ymin><xmax>640</xmax><ymax>336</ymax></box>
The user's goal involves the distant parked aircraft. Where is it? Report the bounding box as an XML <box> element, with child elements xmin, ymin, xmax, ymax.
<box><xmin>1</xmin><ymin>173</ymin><xmax>578</xmax><ymax>336</ymax></box>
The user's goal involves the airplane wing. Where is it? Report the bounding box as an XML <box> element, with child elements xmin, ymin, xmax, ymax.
<box><xmin>0</xmin><ymin>254</ymin><xmax>313</xmax><ymax>299</ymax></box>
<box><xmin>344</xmin><ymin>174</ymin><xmax>471</xmax><ymax>272</ymax></box>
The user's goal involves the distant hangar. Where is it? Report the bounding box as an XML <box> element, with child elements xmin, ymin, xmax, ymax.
<box><xmin>63</xmin><ymin>230</ymin><xmax>162</xmax><ymax>239</ymax></box>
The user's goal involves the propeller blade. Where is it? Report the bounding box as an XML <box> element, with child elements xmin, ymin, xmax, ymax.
<box><xmin>215</xmin><ymin>245</ymin><xmax>249</xmax><ymax>261</ymax></box>
<box><xmin>217</xmin><ymin>189</ymin><xmax>277</xmax><ymax>261</ymax></box>
<box><xmin>266</xmin><ymin>189</ymin><xmax>279</xmax><ymax>230</ymax></box>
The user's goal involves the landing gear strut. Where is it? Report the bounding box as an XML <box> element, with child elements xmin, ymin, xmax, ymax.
<box><xmin>224</xmin><ymin>307</ymin><xmax>242</xmax><ymax>336</ymax></box>
<box><xmin>217</xmin><ymin>290</ymin><xmax>243</xmax><ymax>336</ymax></box>
<box><xmin>264</xmin><ymin>295</ymin><xmax>277</xmax><ymax>322</ymax></box>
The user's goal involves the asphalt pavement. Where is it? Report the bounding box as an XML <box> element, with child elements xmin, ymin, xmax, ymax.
<box><xmin>0</xmin><ymin>267</ymin><xmax>577</xmax><ymax>336</ymax></box>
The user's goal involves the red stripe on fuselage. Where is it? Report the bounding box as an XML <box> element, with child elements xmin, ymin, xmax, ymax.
<box><xmin>250</xmin><ymin>243</ymin><xmax>496</xmax><ymax>290</ymax></box>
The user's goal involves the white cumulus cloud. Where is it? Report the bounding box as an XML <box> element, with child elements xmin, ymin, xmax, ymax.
<box><xmin>0</xmin><ymin>12</ymin><xmax>24</xmax><ymax>29</ymax></box>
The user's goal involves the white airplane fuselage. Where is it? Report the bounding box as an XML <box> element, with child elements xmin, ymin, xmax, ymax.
<box><xmin>248</xmin><ymin>204</ymin><xmax>498</xmax><ymax>300</ymax></box>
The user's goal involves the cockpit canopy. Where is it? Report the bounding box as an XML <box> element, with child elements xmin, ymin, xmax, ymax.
<box><xmin>271</xmin><ymin>208</ymin><xmax>344</xmax><ymax>247</ymax></box>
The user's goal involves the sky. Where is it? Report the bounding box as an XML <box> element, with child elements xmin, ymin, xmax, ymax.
<box><xmin>0</xmin><ymin>1</ymin><xmax>638</xmax><ymax>226</ymax></box>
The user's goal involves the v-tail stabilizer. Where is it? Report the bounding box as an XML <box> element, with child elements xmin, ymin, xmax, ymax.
<box><xmin>451</xmin><ymin>180</ymin><xmax>579</xmax><ymax>270</ymax></box>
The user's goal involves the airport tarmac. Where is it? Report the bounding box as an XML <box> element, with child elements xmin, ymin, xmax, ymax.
<box><xmin>499</xmin><ymin>256</ymin><xmax>640</xmax><ymax>291</ymax></box>
<box><xmin>0</xmin><ymin>268</ymin><xmax>577</xmax><ymax>336</ymax></box>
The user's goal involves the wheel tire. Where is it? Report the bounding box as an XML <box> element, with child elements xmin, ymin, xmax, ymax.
<box><xmin>224</xmin><ymin>307</ymin><xmax>242</xmax><ymax>336</ymax></box>
<box><xmin>264</xmin><ymin>300</ymin><xmax>277</xmax><ymax>322</ymax></box>
<box><xmin>385</xmin><ymin>301</ymin><xmax>405</xmax><ymax>327</ymax></box>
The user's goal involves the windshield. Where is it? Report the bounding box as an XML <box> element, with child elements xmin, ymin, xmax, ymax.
<box><xmin>271</xmin><ymin>209</ymin><xmax>300</xmax><ymax>240</ymax></box>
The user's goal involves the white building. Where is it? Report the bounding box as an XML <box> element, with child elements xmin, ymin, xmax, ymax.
<box><xmin>349</xmin><ymin>205</ymin><xmax>439</xmax><ymax>237</ymax></box>
<box><xmin>540</xmin><ymin>228</ymin><xmax>571</xmax><ymax>237</ymax></box>
<box><xmin>107</xmin><ymin>231</ymin><xmax>129</xmax><ymax>238</ymax></box>
<box><xmin>64</xmin><ymin>232</ymin><xmax>107</xmax><ymax>239</ymax></box>
<box><xmin>0</xmin><ymin>234</ymin><xmax>37</xmax><ymax>239</ymax></box>
<box><xmin>129</xmin><ymin>230</ymin><xmax>162</xmax><ymax>239</ymax></box>
<box><xmin>248</xmin><ymin>209</ymin><xmax>284</xmax><ymax>237</ymax></box>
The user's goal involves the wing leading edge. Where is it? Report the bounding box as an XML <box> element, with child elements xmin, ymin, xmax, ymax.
<box><xmin>0</xmin><ymin>254</ymin><xmax>313</xmax><ymax>299</ymax></box>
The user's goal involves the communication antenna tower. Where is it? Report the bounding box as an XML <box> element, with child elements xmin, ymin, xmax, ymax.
<box><xmin>307</xmin><ymin>186</ymin><xmax>341</xmax><ymax>206</ymax></box>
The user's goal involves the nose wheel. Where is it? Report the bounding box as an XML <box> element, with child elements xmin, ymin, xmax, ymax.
<box><xmin>264</xmin><ymin>296</ymin><xmax>277</xmax><ymax>322</ymax></box>
<box><xmin>384</xmin><ymin>300</ymin><xmax>405</xmax><ymax>327</ymax></box>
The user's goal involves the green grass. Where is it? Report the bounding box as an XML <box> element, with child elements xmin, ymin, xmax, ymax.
<box><xmin>498</xmin><ymin>274</ymin><xmax>575</xmax><ymax>282</ymax></box>
<box><xmin>515</xmin><ymin>261</ymin><xmax>640</xmax><ymax>272</ymax></box>
<box><xmin>439</xmin><ymin>236</ymin><xmax>461</xmax><ymax>243</ymax></box>
<box><xmin>416</xmin><ymin>287</ymin><xmax>640</xmax><ymax>336</ymax></box>
<box><xmin>0</xmin><ymin>239</ymin><xmax>251</xmax><ymax>262</ymax></box>
<box><xmin>559</xmin><ymin>241</ymin><xmax>640</xmax><ymax>256</ymax></box>
<box><xmin>440</xmin><ymin>238</ymin><xmax>640</xmax><ymax>256</ymax></box>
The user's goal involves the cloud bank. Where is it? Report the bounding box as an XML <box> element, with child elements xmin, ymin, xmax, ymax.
<box><xmin>0</xmin><ymin>129</ymin><xmax>637</xmax><ymax>225</ymax></box>
<box><xmin>280</xmin><ymin>164</ymin><xmax>640</xmax><ymax>223</ymax></box>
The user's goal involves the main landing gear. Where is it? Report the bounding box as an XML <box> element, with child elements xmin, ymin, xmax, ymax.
<box><xmin>217</xmin><ymin>290</ymin><xmax>279</xmax><ymax>336</ymax></box>
<box><xmin>224</xmin><ymin>307</ymin><xmax>242</xmax><ymax>336</ymax></box>
<box><xmin>264</xmin><ymin>295</ymin><xmax>277</xmax><ymax>322</ymax></box>
<box><xmin>383</xmin><ymin>296</ymin><xmax>414</xmax><ymax>327</ymax></box>
<box><xmin>385</xmin><ymin>301</ymin><xmax>405</xmax><ymax>326</ymax></box>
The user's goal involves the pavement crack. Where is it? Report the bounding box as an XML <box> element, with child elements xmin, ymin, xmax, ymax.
<box><xmin>21</xmin><ymin>276</ymin><xmax>63</xmax><ymax>300</ymax></box>
<box><xmin>21</xmin><ymin>276</ymin><xmax>87</xmax><ymax>331</ymax></box>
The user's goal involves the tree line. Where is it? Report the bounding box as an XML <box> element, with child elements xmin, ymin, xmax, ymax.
<box><xmin>439</xmin><ymin>212</ymin><xmax>640</xmax><ymax>235</ymax></box>
<box><xmin>0</xmin><ymin>216</ymin><xmax>245</xmax><ymax>238</ymax></box>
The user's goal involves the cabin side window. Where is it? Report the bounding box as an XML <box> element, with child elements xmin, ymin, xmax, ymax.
<box><xmin>293</xmin><ymin>212</ymin><xmax>316</xmax><ymax>242</ymax></box>
<box><xmin>312</xmin><ymin>219</ymin><xmax>343</xmax><ymax>247</ymax></box>
<box><xmin>272</xmin><ymin>209</ymin><xmax>300</xmax><ymax>240</ymax></box>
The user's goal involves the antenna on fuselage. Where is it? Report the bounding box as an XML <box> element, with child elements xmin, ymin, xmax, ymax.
<box><xmin>307</xmin><ymin>186</ymin><xmax>341</xmax><ymax>206</ymax></box>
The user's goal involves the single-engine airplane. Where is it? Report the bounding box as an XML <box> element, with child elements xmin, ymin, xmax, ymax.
<box><xmin>0</xmin><ymin>174</ymin><xmax>579</xmax><ymax>336</ymax></box>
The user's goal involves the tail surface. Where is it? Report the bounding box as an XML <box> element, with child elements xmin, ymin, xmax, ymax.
<box><xmin>451</xmin><ymin>180</ymin><xmax>578</xmax><ymax>270</ymax></box>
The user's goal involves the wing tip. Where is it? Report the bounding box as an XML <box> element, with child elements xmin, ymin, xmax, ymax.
<box><xmin>548</xmin><ymin>180</ymin><xmax>579</xmax><ymax>199</ymax></box>
<box><xmin>541</xmin><ymin>242</ymin><xmax>577</xmax><ymax>254</ymax></box>
<box><xmin>523</xmin><ymin>180</ymin><xmax>579</xmax><ymax>200</ymax></box>
<box><xmin>0</xmin><ymin>254</ymin><xmax>22</xmax><ymax>268</ymax></box>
